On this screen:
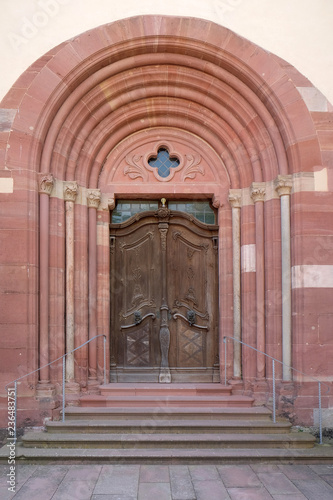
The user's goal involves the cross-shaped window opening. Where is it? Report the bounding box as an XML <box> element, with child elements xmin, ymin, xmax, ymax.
<box><xmin>148</xmin><ymin>148</ymin><xmax>180</xmax><ymax>178</ymax></box>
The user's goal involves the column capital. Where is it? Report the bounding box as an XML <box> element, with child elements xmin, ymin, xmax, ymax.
<box><xmin>274</xmin><ymin>175</ymin><xmax>293</xmax><ymax>196</ymax></box>
<box><xmin>38</xmin><ymin>173</ymin><xmax>54</xmax><ymax>196</ymax></box>
<box><xmin>250</xmin><ymin>182</ymin><xmax>266</xmax><ymax>203</ymax></box>
<box><xmin>63</xmin><ymin>181</ymin><xmax>78</xmax><ymax>202</ymax></box>
<box><xmin>228</xmin><ymin>190</ymin><xmax>241</xmax><ymax>208</ymax></box>
<box><xmin>87</xmin><ymin>188</ymin><xmax>101</xmax><ymax>209</ymax></box>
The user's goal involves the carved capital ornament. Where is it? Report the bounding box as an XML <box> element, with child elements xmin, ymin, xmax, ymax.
<box><xmin>250</xmin><ymin>182</ymin><xmax>266</xmax><ymax>203</ymax></box>
<box><xmin>63</xmin><ymin>181</ymin><xmax>78</xmax><ymax>202</ymax></box>
<box><xmin>274</xmin><ymin>175</ymin><xmax>293</xmax><ymax>197</ymax></box>
<box><xmin>228</xmin><ymin>190</ymin><xmax>242</xmax><ymax>208</ymax></box>
<box><xmin>38</xmin><ymin>173</ymin><xmax>54</xmax><ymax>196</ymax></box>
<box><xmin>87</xmin><ymin>189</ymin><xmax>101</xmax><ymax>209</ymax></box>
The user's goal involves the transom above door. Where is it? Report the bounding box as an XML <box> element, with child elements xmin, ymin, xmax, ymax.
<box><xmin>110</xmin><ymin>199</ymin><xmax>219</xmax><ymax>383</ymax></box>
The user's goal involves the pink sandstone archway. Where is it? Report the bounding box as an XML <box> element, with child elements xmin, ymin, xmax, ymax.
<box><xmin>1</xmin><ymin>15</ymin><xmax>332</xmax><ymax>426</ymax></box>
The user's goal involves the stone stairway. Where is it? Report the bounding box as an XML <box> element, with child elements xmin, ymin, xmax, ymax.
<box><xmin>1</xmin><ymin>384</ymin><xmax>332</xmax><ymax>464</ymax></box>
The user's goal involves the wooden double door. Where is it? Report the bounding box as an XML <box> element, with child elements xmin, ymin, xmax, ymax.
<box><xmin>110</xmin><ymin>206</ymin><xmax>219</xmax><ymax>382</ymax></box>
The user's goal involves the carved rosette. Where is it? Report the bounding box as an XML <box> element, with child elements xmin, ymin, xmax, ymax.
<box><xmin>274</xmin><ymin>175</ymin><xmax>293</xmax><ymax>197</ymax></box>
<box><xmin>250</xmin><ymin>182</ymin><xmax>266</xmax><ymax>203</ymax></box>
<box><xmin>38</xmin><ymin>173</ymin><xmax>54</xmax><ymax>196</ymax></box>
<box><xmin>87</xmin><ymin>189</ymin><xmax>101</xmax><ymax>209</ymax></box>
<box><xmin>63</xmin><ymin>181</ymin><xmax>78</xmax><ymax>202</ymax></box>
<box><xmin>228</xmin><ymin>190</ymin><xmax>241</xmax><ymax>209</ymax></box>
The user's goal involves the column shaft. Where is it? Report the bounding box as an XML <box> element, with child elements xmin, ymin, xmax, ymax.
<box><xmin>38</xmin><ymin>173</ymin><xmax>54</xmax><ymax>387</ymax></box>
<box><xmin>274</xmin><ymin>175</ymin><xmax>293</xmax><ymax>381</ymax></box>
<box><xmin>88</xmin><ymin>206</ymin><xmax>98</xmax><ymax>380</ymax></box>
<box><xmin>229</xmin><ymin>192</ymin><xmax>241</xmax><ymax>378</ymax></box>
<box><xmin>39</xmin><ymin>193</ymin><xmax>50</xmax><ymax>382</ymax></box>
<box><xmin>251</xmin><ymin>183</ymin><xmax>266</xmax><ymax>380</ymax></box>
<box><xmin>64</xmin><ymin>181</ymin><xmax>78</xmax><ymax>383</ymax></box>
<box><xmin>65</xmin><ymin>200</ymin><xmax>75</xmax><ymax>381</ymax></box>
<box><xmin>87</xmin><ymin>189</ymin><xmax>101</xmax><ymax>382</ymax></box>
<box><xmin>281</xmin><ymin>194</ymin><xmax>292</xmax><ymax>379</ymax></box>
<box><xmin>255</xmin><ymin>201</ymin><xmax>266</xmax><ymax>378</ymax></box>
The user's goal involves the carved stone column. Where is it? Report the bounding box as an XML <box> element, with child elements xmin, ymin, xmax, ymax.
<box><xmin>274</xmin><ymin>175</ymin><xmax>293</xmax><ymax>381</ymax></box>
<box><xmin>64</xmin><ymin>181</ymin><xmax>78</xmax><ymax>385</ymax></box>
<box><xmin>87</xmin><ymin>189</ymin><xmax>101</xmax><ymax>383</ymax></box>
<box><xmin>250</xmin><ymin>182</ymin><xmax>266</xmax><ymax>380</ymax></box>
<box><xmin>228</xmin><ymin>190</ymin><xmax>242</xmax><ymax>379</ymax></box>
<box><xmin>37</xmin><ymin>173</ymin><xmax>55</xmax><ymax>396</ymax></box>
<box><xmin>212</xmin><ymin>194</ymin><xmax>225</xmax><ymax>383</ymax></box>
<box><xmin>157</xmin><ymin>203</ymin><xmax>171</xmax><ymax>383</ymax></box>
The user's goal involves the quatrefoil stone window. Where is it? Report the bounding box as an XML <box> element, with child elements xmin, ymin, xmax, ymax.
<box><xmin>148</xmin><ymin>148</ymin><xmax>180</xmax><ymax>178</ymax></box>
<box><xmin>123</xmin><ymin>141</ymin><xmax>204</xmax><ymax>182</ymax></box>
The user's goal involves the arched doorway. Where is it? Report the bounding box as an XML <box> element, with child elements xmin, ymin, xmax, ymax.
<box><xmin>1</xmin><ymin>15</ymin><xmax>332</xmax><ymax>426</ymax></box>
<box><xmin>110</xmin><ymin>198</ymin><xmax>219</xmax><ymax>383</ymax></box>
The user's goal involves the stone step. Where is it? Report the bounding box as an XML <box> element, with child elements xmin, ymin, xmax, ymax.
<box><xmin>98</xmin><ymin>383</ymin><xmax>232</xmax><ymax>397</ymax></box>
<box><xmin>79</xmin><ymin>395</ymin><xmax>254</xmax><ymax>408</ymax></box>
<box><xmin>46</xmin><ymin>418</ymin><xmax>292</xmax><ymax>434</ymax></box>
<box><xmin>21</xmin><ymin>431</ymin><xmax>316</xmax><ymax>449</ymax></box>
<box><xmin>2</xmin><ymin>444</ymin><xmax>332</xmax><ymax>465</ymax></box>
<box><xmin>63</xmin><ymin>406</ymin><xmax>273</xmax><ymax>420</ymax></box>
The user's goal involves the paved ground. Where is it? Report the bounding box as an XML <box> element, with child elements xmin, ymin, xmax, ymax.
<box><xmin>1</xmin><ymin>463</ymin><xmax>333</xmax><ymax>500</ymax></box>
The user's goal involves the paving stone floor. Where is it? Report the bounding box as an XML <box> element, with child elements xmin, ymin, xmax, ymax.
<box><xmin>1</xmin><ymin>463</ymin><xmax>333</xmax><ymax>500</ymax></box>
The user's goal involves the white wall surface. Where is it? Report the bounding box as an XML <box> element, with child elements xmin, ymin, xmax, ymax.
<box><xmin>1</xmin><ymin>0</ymin><xmax>332</xmax><ymax>104</ymax></box>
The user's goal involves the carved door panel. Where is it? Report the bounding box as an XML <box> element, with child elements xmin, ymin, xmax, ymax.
<box><xmin>167</xmin><ymin>216</ymin><xmax>219</xmax><ymax>382</ymax></box>
<box><xmin>110</xmin><ymin>209</ymin><xmax>219</xmax><ymax>383</ymax></box>
<box><xmin>110</xmin><ymin>215</ymin><xmax>162</xmax><ymax>382</ymax></box>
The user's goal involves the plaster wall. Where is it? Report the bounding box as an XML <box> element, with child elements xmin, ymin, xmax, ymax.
<box><xmin>1</xmin><ymin>0</ymin><xmax>333</xmax><ymax>104</ymax></box>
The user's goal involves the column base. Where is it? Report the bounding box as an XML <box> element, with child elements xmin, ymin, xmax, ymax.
<box><xmin>277</xmin><ymin>381</ymin><xmax>296</xmax><ymax>422</ymax></box>
<box><xmin>64</xmin><ymin>381</ymin><xmax>81</xmax><ymax>406</ymax></box>
<box><xmin>65</xmin><ymin>381</ymin><xmax>80</xmax><ymax>395</ymax></box>
<box><xmin>227</xmin><ymin>377</ymin><xmax>244</xmax><ymax>394</ymax></box>
<box><xmin>252</xmin><ymin>378</ymin><xmax>269</xmax><ymax>406</ymax></box>
<box><xmin>36</xmin><ymin>382</ymin><xmax>56</xmax><ymax>400</ymax></box>
<box><xmin>87</xmin><ymin>378</ymin><xmax>101</xmax><ymax>394</ymax></box>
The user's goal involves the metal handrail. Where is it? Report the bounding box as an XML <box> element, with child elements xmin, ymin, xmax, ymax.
<box><xmin>223</xmin><ymin>335</ymin><xmax>331</xmax><ymax>444</ymax></box>
<box><xmin>5</xmin><ymin>334</ymin><xmax>107</xmax><ymax>441</ymax></box>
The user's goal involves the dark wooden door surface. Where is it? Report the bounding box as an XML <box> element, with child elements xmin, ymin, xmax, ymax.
<box><xmin>110</xmin><ymin>207</ymin><xmax>219</xmax><ymax>382</ymax></box>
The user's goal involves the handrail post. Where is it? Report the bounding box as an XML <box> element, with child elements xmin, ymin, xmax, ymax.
<box><xmin>272</xmin><ymin>360</ymin><xmax>276</xmax><ymax>424</ymax></box>
<box><xmin>62</xmin><ymin>356</ymin><xmax>66</xmax><ymax>423</ymax></box>
<box><xmin>103</xmin><ymin>335</ymin><xmax>106</xmax><ymax>385</ymax></box>
<box><xmin>318</xmin><ymin>382</ymin><xmax>322</xmax><ymax>445</ymax></box>
<box><xmin>223</xmin><ymin>337</ymin><xmax>227</xmax><ymax>386</ymax></box>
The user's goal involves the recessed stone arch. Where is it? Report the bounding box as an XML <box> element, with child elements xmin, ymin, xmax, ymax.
<box><xmin>1</xmin><ymin>15</ymin><xmax>332</xmax><ymax>425</ymax></box>
<box><xmin>3</xmin><ymin>16</ymin><xmax>322</xmax><ymax>185</ymax></box>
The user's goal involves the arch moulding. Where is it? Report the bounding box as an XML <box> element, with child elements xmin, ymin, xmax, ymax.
<box><xmin>1</xmin><ymin>15</ymin><xmax>332</xmax><ymax>426</ymax></box>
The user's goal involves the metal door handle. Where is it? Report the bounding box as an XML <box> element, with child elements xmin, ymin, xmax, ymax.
<box><xmin>172</xmin><ymin>312</ymin><xmax>209</xmax><ymax>331</ymax></box>
<box><xmin>120</xmin><ymin>312</ymin><xmax>156</xmax><ymax>329</ymax></box>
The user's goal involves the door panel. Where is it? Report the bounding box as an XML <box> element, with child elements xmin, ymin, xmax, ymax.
<box><xmin>110</xmin><ymin>209</ymin><xmax>219</xmax><ymax>383</ymax></box>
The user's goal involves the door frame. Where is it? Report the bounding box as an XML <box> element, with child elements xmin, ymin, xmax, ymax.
<box><xmin>109</xmin><ymin>196</ymin><xmax>222</xmax><ymax>383</ymax></box>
